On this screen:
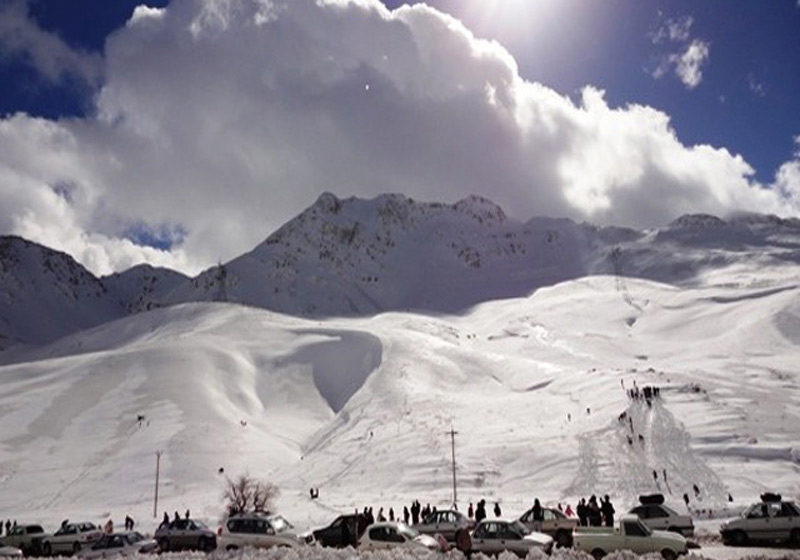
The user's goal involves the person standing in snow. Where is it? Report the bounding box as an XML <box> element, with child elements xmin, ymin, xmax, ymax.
<box><xmin>493</xmin><ymin>502</ymin><xmax>501</xmax><ymax>517</ymax></box>
<box><xmin>411</xmin><ymin>501</ymin><xmax>420</xmax><ymax>525</ymax></box>
<box><xmin>577</xmin><ymin>498</ymin><xmax>588</xmax><ymax>527</ymax></box>
<box><xmin>475</xmin><ymin>500</ymin><xmax>487</xmax><ymax>523</ymax></box>
<box><xmin>565</xmin><ymin>504</ymin><xmax>574</xmax><ymax>517</ymax></box>
<box><xmin>588</xmin><ymin>495</ymin><xmax>602</xmax><ymax>527</ymax></box>
<box><xmin>468</xmin><ymin>502</ymin><xmax>474</xmax><ymax>519</ymax></box>
<box><xmin>531</xmin><ymin>498</ymin><xmax>543</xmax><ymax>532</ymax></box>
<box><xmin>601</xmin><ymin>495</ymin><xmax>615</xmax><ymax>527</ymax></box>
<box><xmin>403</xmin><ymin>506</ymin><xmax>410</xmax><ymax>525</ymax></box>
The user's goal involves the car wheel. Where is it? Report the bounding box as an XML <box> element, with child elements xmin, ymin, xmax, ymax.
<box><xmin>158</xmin><ymin>539</ymin><xmax>170</xmax><ymax>552</ymax></box>
<box><xmin>555</xmin><ymin>530</ymin><xmax>572</xmax><ymax>548</ymax></box>
<box><xmin>591</xmin><ymin>548</ymin><xmax>606</xmax><ymax>560</ymax></box>
<box><xmin>728</xmin><ymin>530</ymin><xmax>748</xmax><ymax>546</ymax></box>
<box><xmin>42</xmin><ymin>542</ymin><xmax>52</xmax><ymax>557</ymax></box>
<box><xmin>661</xmin><ymin>549</ymin><xmax>677</xmax><ymax>560</ymax></box>
<box><xmin>72</xmin><ymin>542</ymin><xmax>81</xmax><ymax>554</ymax></box>
<box><xmin>198</xmin><ymin>537</ymin><xmax>214</xmax><ymax>552</ymax></box>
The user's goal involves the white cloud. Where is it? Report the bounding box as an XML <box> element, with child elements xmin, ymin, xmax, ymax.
<box><xmin>650</xmin><ymin>14</ymin><xmax>709</xmax><ymax>90</ymax></box>
<box><xmin>0</xmin><ymin>0</ymin><xmax>796</xmax><ymax>275</ymax></box>
<box><xmin>0</xmin><ymin>0</ymin><xmax>101</xmax><ymax>87</ymax></box>
<box><xmin>673</xmin><ymin>39</ymin><xmax>710</xmax><ymax>89</ymax></box>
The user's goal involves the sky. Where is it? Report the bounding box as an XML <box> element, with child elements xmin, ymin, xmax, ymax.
<box><xmin>0</xmin><ymin>0</ymin><xmax>799</xmax><ymax>276</ymax></box>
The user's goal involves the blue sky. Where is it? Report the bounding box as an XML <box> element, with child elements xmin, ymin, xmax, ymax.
<box><xmin>0</xmin><ymin>0</ymin><xmax>798</xmax><ymax>274</ymax></box>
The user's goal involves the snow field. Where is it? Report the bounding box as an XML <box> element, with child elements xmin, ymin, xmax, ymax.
<box><xmin>0</xmin><ymin>274</ymin><xmax>799</xmax><ymax>537</ymax></box>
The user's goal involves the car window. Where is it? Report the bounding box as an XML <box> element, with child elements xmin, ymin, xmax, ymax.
<box><xmin>647</xmin><ymin>506</ymin><xmax>666</xmax><ymax>518</ymax></box>
<box><xmin>369</xmin><ymin>527</ymin><xmax>387</xmax><ymax>542</ymax></box>
<box><xmin>126</xmin><ymin>533</ymin><xmax>144</xmax><ymax>544</ymax></box>
<box><xmin>269</xmin><ymin>516</ymin><xmax>293</xmax><ymax>532</ymax></box>
<box><xmin>543</xmin><ymin>510</ymin><xmax>556</xmax><ymax>521</ymax></box>
<box><xmin>386</xmin><ymin>528</ymin><xmax>405</xmax><ymax>543</ymax></box>
<box><xmin>28</xmin><ymin>526</ymin><xmax>44</xmax><ymax>534</ymax></box>
<box><xmin>624</xmin><ymin>522</ymin><xmax>648</xmax><ymax>537</ymax></box>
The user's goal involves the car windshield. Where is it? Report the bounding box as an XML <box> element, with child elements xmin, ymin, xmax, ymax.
<box><xmin>269</xmin><ymin>516</ymin><xmax>293</xmax><ymax>532</ymax></box>
<box><xmin>511</xmin><ymin>521</ymin><xmax>530</xmax><ymax>535</ymax></box>
<box><xmin>125</xmin><ymin>533</ymin><xmax>145</xmax><ymax>544</ymax></box>
<box><xmin>192</xmin><ymin>520</ymin><xmax>208</xmax><ymax>530</ymax></box>
<box><xmin>397</xmin><ymin>525</ymin><xmax>419</xmax><ymax>540</ymax></box>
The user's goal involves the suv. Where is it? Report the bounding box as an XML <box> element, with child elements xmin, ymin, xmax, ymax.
<box><xmin>629</xmin><ymin>502</ymin><xmax>694</xmax><ymax>537</ymax></box>
<box><xmin>218</xmin><ymin>513</ymin><xmax>302</xmax><ymax>550</ymax></box>
<box><xmin>42</xmin><ymin>522</ymin><xmax>103</xmax><ymax>556</ymax></box>
<box><xmin>306</xmin><ymin>514</ymin><xmax>365</xmax><ymax>547</ymax></box>
<box><xmin>720</xmin><ymin>496</ymin><xmax>800</xmax><ymax>545</ymax></box>
<box><xmin>0</xmin><ymin>525</ymin><xmax>50</xmax><ymax>556</ymax></box>
<box><xmin>154</xmin><ymin>518</ymin><xmax>216</xmax><ymax>552</ymax></box>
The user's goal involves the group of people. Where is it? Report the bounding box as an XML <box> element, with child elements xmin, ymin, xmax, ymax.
<box><xmin>158</xmin><ymin>509</ymin><xmax>192</xmax><ymax>528</ymax></box>
<box><xmin>575</xmin><ymin>495</ymin><xmax>616</xmax><ymax>527</ymax></box>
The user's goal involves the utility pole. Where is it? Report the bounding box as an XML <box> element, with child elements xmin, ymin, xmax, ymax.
<box><xmin>153</xmin><ymin>451</ymin><xmax>162</xmax><ymax>518</ymax></box>
<box><xmin>447</xmin><ymin>427</ymin><xmax>458</xmax><ymax>507</ymax></box>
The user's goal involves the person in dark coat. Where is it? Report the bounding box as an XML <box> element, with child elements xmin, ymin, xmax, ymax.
<box><xmin>475</xmin><ymin>500</ymin><xmax>487</xmax><ymax>523</ymax></box>
<box><xmin>577</xmin><ymin>498</ymin><xmax>587</xmax><ymax>527</ymax></box>
<box><xmin>532</xmin><ymin>498</ymin><xmax>544</xmax><ymax>532</ymax></box>
<box><xmin>588</xmin><ymin>495</ymin><xmax>602</xmax><ymax>527</ymax></box>
<box><xmin>411</xmin><ymin>501</ymin><xmax>420</xmax><ymax>525</ymax></box>
<box><xmin>468</xmin><ymin>503</ymin><xmax>474</xmax><ymax>519</ymax></box>
<box><xmin>601</xmin><ymin>495</ymin><xmax>615</xmax><ymax>527</ymax></box>
<box><xmin>493</xmin><ymin>502</ymin><xmax>502</xmax><ymax>517</ymax></box>
<box><xmin>403</xmin><ymin>506</ymin><xmax>410</xmax><ymax>525</ymax></box>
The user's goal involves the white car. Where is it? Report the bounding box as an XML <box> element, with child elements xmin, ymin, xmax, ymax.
<box><xmin>629</xmin><ymin>503</ymin><xmax>694</xmax><ymax>537</ymax></box>
<box><xmin>359</xmin><ymin>522</ymin><xmax>439</xmax><ymax>551</ymax></box>
<box><xmin>720</xmin><ymin>498</ymin><xmax>800</xmax><ymax>545</ymax></box>
<box><xmin>217</xmin><ymin>513</ymin><xmax>303</xmax><ymax>551</ymax></box>
<box><xmin>471</xmin><ymin>519</ymin><xmax>553</xmax><ymax>557</ymax></box>
<box><xmin>76</xmin><ymin>532</ymin><xmax>158</xmax><ymax>559</ymax></box>
<box><xmin>42</xmin><ymin>522</ymin><xmax>103</xmax><ymax>556</ymax></box>
<box><xmin>414</xmin><ymin>509</ymin><xmax>474</xmax><ymax>542</ymax></box>
<box><xmin>0</xmin><ymin>546</ymin><xmax>23</xmax><ymax>558</ymax></box>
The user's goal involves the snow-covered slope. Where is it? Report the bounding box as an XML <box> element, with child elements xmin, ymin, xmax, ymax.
<box><xmin>1</xmin><ymin>274</ymin><xmax>798</xmax><ymax>533</ymax></box>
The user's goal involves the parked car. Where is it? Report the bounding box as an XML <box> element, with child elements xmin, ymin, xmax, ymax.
<box><xmin>720</xmin><ymin>495</ymin><xmax>800</xmax><ymax>546</ymax></box>
<box><xmin>629</xmin><ymin>499</ymin><xmax>694</xmax><ymax>537</ymax></box>
<box><xmin>154</xmin><ymin>518</ymin><xmax>216</xmax><ymax>552</ymax></box>
<box><xmin>42</xmin><ymin>522</ymin><xmax>103</xmax><ymax>556</ymax></box>
<box><xmin>518</xmin><ymin>506</ymin><xmax>579</xmax><ymax>547</ymax></box>
<box><xmin>359</xmin><ymin>522</ymin><xmax>439</xmax><ymax>551</ymax></box>
<box><xmin>573</xmin><ymin>514</ymin><xmax>687</xmax><ymax>560</ymax></box>
<box><xmin>470</xmin><ymin>519</ymin><xmax>553</xmax><ymax>557</ymax></box>
<box><xmin>303</xmin><ymin>513</ymin><xmax>365</xmax><ymax>548</ymax></box>
<box><xmin>217</xmin><ymin>512</ymin><xmax>303</xmax><ymax>550</ymax></box>
<box><xmin>0</xmin><ymin>524</ymin><xmax>49</xmax><ymax>557</ymax></box>
<box><xmin>414</xmin><ymin>510</ymin><xmax>474</xmax><ymax>542</ymax></box>
<box><xmin>75</xmin><ymin>532</ymin><xmax>158</xmax><ymax>559</ymax></box>
<box><xmin>0</xmin><ymin>546</ymin><xmax>23</xmax><ymax>558</ymax></box>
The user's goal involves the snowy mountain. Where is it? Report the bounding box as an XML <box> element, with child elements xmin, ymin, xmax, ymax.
<box><xmin>163</xmin><ymin>193</ymin><xmax>800</xmax><ymax>317</ymax></box>
<box><xmin>0</xmin><ymin>236</ymin><xmax>120</xmax><ymax>349</ymax></box>
<box><xmin>1</xmin><ymin>194</ymin><xmax>799</xmax><ymax>536</ymax></box>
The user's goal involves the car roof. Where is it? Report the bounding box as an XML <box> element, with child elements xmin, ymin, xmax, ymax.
<box><xmin>367</xmin><ymin>522</ymin><xmax>411</xmax><ymax>530</ymax></box>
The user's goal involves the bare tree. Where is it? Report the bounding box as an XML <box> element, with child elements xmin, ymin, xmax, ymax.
<box><xmin>223</xmin><ymin>474</ymin><xmax>279</xmax><ymax>516</ymax></box>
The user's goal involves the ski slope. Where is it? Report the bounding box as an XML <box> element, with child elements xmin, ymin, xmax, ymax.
<box><xmin>1</xmin><ymin>273</ymin><xmax>798</xmax><ymax>536</ymax></box>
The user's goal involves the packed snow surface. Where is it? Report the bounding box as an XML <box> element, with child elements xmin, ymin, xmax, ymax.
<box><xmin>1</xmin><ymin>273</ymin><xmax>799</xmax><ymax>535</ymax></box>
